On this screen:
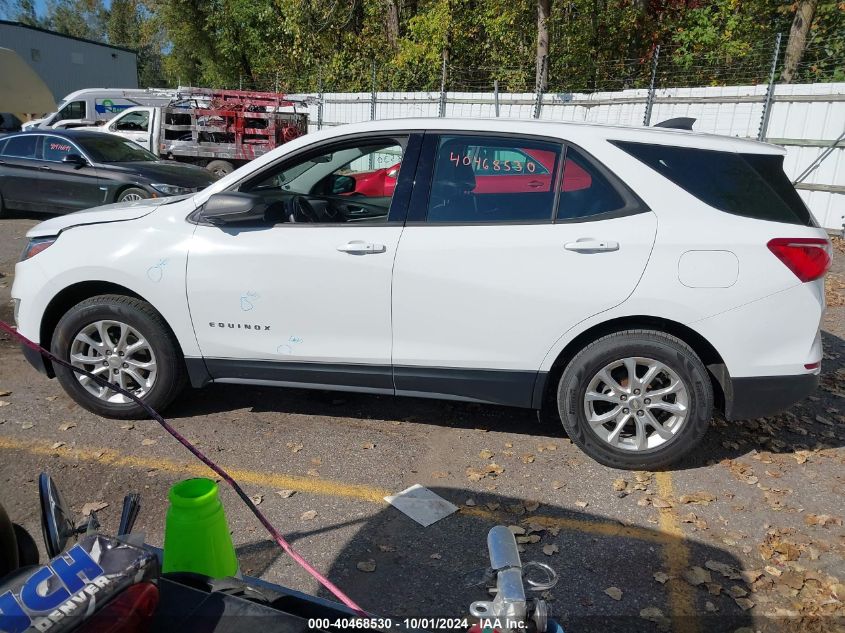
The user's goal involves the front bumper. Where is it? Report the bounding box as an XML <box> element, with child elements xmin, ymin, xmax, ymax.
<box><xmin>724</xmin><ymin>372</ymin><xmax>819</xmax><ymax>421</ymax></box>
<box><xmin>21</xmin><ymin>344</ymin><xmax>54</xmax><ymax>378</ymax></box>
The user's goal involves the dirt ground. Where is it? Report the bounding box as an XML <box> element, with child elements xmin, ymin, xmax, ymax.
<box><xmin>0</xmin><ymin>215</ymin><xmax>843</xmax><ymax>633</ymax></box>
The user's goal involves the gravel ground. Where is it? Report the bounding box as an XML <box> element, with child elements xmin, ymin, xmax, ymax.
<box><xmin>0</xmin><ymin>215</ymin><xmax>843</xmax><ymax>633</ymax></box>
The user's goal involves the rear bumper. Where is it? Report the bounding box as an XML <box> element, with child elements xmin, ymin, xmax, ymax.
<box><xmin>21</xmin><ymin>344</ymin><xmax>54</xmax><ymax>378</ymax></box>
<box><xmin>724</xmin><ymin>373</ymin><xmax>818</xmax><ymax>421</ymax></box>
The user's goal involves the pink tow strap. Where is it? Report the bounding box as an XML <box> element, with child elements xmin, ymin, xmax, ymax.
<box><xmin>0</xmin><ymin>319</ymin><xmax>367</xmax><ymax>617</ymax></box>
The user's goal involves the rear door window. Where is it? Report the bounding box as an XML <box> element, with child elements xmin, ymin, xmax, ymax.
<box><xmin>612</xmin><ymin>141</ymin><xmax>813</xmax><ymax>226</ymax></box>
<box><xmin>1</xmin><ymin>135</ymin><xmax>39</xmax><ymax>159</ymax></box>
<box><xmin>557</xmin><ymin>147</ymin><xmax>627</xmax><ymax>220</ymax></box>
<box><xmin>426</xmin><ymin>135</ymin><xmax>562</xmax><ymax>223</ymax></box>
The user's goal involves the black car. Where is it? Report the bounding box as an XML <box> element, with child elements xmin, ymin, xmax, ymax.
<box><xmin>0</xmin><ymin>129</ymin><xmax>217</xmax><ymax>216</ymax></box>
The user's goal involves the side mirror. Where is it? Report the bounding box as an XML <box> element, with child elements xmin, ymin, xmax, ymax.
<box><xmin>201</xmin><ymin>192</ymin><xmax>269</xmax><ymax>225</ymax></box>
<box><xmin>62</xmin><ymin>153</ymin><xmax>86</xmax><ymax>167</ymax></box>
<box><xmin>331</xmin><ymin>174</ymin><xmax>356</xmax><ymax>195</ymax></box>
<box><xmin>38</xmin><ymin>473</ymin><xmax>76</xmax><ymax>558</ymax></box>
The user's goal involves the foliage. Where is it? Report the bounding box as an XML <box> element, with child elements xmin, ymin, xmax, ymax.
<box><xmin>3</xmin><ymin>0</ymin><xmax>842</xmax><ymax>92</ymax></box>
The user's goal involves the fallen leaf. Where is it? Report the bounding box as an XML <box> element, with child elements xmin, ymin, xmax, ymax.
<box><xmin>276</xmin><ymin>489</ymin><xmax>296</xmax><ymax>499</ymax></box>
<box><xmin>704</xmin><ymin>560</ymin><xmax>740</xmax><ymax>579</ymax></box>
<box><xmin>0</xmin><ymin>401</ymin><xmax>10</xmax><ymax>408</ymax></box>
<box><xmin>479</xmin><ymin>449</ymin><xmax>494</xmax><ymax>459</ymax></box>
<box><xmin>430</xmin><ymin>553</ymin><xmax>442</xmax><ymax>559</ymax></box>
<box><xmin>51</xmin><ymin>441</ymin><xmax>65</xmax><ymax>449</ymax></box>
<box><xmin>679</xmin><ymin>491</ymin><xmax>716</xmax><ymax>505</ymax></box>
<box><xmin>705</xmin><ymin>582</ymin><xmax>722</xmax><ymax>596</ymax></box>
<box><xmin>727</xmin><ymin>586</ymin><xmax>748</xmax><ymax>599</ymax></box>
<box><xmin>21</xmin><ymin>422</ymin><xmax>33</xmax><ymax>429</ymax></box>
<box><xmin>465</xmin><ymin>498</ymin><xmax>476</xmax><ymax>507</ymax></box>
<box><xmin>524</xmin><ymin>500</ymin><xmax>540</xmax><ymax>512</ymax></box>
<box><xmin>0</xmin><ymin>390</ymin><xmax>11</xmax><ymax>396</ymax></box>
<box><xmin>377</xmin><ymin>544</ymin><xmax>395</xmax><ymax>552</ymax></box>
<box><xmin>683</xmin><ymin>566</ymin><xmax>712</xmax><ymax>586</ymax></box>
<box><xmin>250</xmin><ymin>494</ymin><xmax>263</xmax><ymax>506</ymax></box>
<box><xmin>612</xmin><ymin>478</ymin><xmax>627</xmax><ymax>492</ymax></box>
<box><xmin>651</xmin><ymin>497</ymin><xmax>673</xmax><ymax>509</ymax></box>
<box><xmin>653</xmin><ymin>572</ymin><xmax>670</xmax><ymax>584</ymax></box>
<box><xmin>81</xmin><ymin>501</ymin><xmax>108</xmax><ymax>516</ymax></box>
<box><xmin>311</xmin><ymin>457</ymin><xmax>322</xmax><ymax>466</ymax></box>
<box><xmin>508</xmin><ymin>525</ymin><xmax>526</xmax><ymax>535</ymax></box>
<box><xmin>466</xmin><ymin>468</ymin><xmax>485</xmax><ymax>482</ymax></box>
<box><xmin>521</xmin><ymin>453</ymin><xmax>535</xmax><ymax>464</ymax></box>
<box><xmin>306</xmin><ymin>469</ymin><xmax>320</xmax><ymax>477</ymax></box>
<box><xmin>604</xmin><ymin>587</ymin><xmax>623</xmax><ymax>601</ymax></box>
<box><xmin>733</xmin><ymin>597</ymin><xmax>754</xmax><ymax>611</ymax></box>
<box><xmin>287</xmin><ymin>442</ymin><xmax>303</xmax><ymax>453</ymax></box>
<box><xmin>45</xmin><ymin>395</ymin><xmax>58</xmax><ymax>401</ymax></box>
<box><xmin>551</xmin><ymin>480</ymin><xmax>564</xmax><ymax>490</ymax></box>
<box><xmin>764</xmin><ymin>565</ymin><xmax>782</xmax><ymax>577</ymax></box>
<box><xmin>637</xmin><ymin>497</ymin><xmax>651</xmax><ymax>507</ymax></box>
<box><xmin>704</xmin><ymin>601</ymin><xmax>718</xmax><ymax>613</ymax></box>
<box><xmin>120</xmin><ymin>423</ymin><xmax>135</xmax><ymax>430</ymax></box>
<box><xmin>575</xmin><ymin>501</ymin><xmax>588</xmax><ymax>508</ymax></box>
<box><xmin>361</xmin><ymin>443</ymin><xmax>375</xmax><ymax>449</ymax></box>
<box><xmin>485</xmin><ymin>502</ymin><xmax>500</xmax><ymax>511</ymax></box>
<box><xmin>486</xmin><ymin>463</ymin><xmax>504</xmax><ymax>476</ymax></box>
<box><xmin>141</xmin><ymin>438</ymin><xmax>156</xmax><ymax>446</ymax></box>
<box><xmin>542</xmin><ymin>544</ymin><xmax>559</xmax><ymax>556</ymax></box>
<box><xmin>356</xmin><ymin>560</ymin><xmax>376</xmax><ymax>573</ymax></box>
<box><xmin>300</xmin><ymin>510</ymin><xmax>317</xmax><ymax>520</ymax></box>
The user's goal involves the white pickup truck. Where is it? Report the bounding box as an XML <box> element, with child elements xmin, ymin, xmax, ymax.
<box><xmin>90</xmin><ymin>94</ymin><xmax>308</xmax><ymax>176</ymax></box>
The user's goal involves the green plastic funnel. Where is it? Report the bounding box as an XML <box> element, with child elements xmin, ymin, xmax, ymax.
<box><xmin>162</xmin><ymin>477</ymin><xmax>238</xmax><ymax>578</ymax></box>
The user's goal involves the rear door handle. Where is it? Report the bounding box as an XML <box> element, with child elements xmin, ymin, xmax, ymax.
<box><xmin>564</xmin><ymin>239</ymin><xmax>619</xmax><ymax>253</ymax></box>
<box><xmin>337</xmin><ymin>240</ymin><xmax>386</xmax><ymax>255</ymax></box>
<box><xmin>39</xmin><ymin>165</ymin><xmax>53</xmax><ymax>171</ymax></box>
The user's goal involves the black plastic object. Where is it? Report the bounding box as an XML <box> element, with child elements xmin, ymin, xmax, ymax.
<box><xmin>653</xmin><ymin>117</ymin><xmax>696</xmax><ymax>130</ymax></box>
<box><xmin>119</xmin><ymin>493</ymin><xmax>142</xmax><ymax>536</ymax></box>
<box><xmin>38</xmin><ymin>472</ymin><xmax>76</xmax><ymax>558</ymax></box>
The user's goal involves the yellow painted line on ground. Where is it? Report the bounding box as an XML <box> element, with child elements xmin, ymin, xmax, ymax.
<box><xmin>655</xmin><ymin>471</ymin><xmax>699</xmax><ymax>633</ymax></box>
<box><xmin>0</xmin><ymin>435</ymin><xmax>390</xmax><ymax>504</ymax></box>
<box><xmin>1</xmin><ymin>435</ymin><xmax>678</xmax><ymax>546</ymax></box>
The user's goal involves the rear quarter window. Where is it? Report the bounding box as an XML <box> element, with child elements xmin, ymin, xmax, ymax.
<box><xmin>612</xmin><ymin>141</ymin><xmax>813</xmax><ymax>226</ymax></box>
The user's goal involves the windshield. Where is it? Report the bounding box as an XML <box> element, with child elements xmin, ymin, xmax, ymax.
<box><xmin>77</xmin><ymin>135</ymin><xmax>158</xmax><ymax>163</ymax></box>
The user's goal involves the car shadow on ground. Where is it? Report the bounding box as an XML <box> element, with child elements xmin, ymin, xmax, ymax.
<box><xmin>237</xmin><ymin>488</ymin><xmax>756</xmax><ymax>633</ymax></box>
<box><xmin>168</xmin><ymin>330</ymin><xmax>845</xmax><ymax>463</ymax></box>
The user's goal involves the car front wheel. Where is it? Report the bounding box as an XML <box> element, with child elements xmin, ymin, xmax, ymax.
<box><xmin>557</xmin><ymin>330</ymin><xmax>713</xmax><ymax>470</ymax></box>
<box><xmin>51</xmin><ymin>295</ymin><xmax>186</xmax><ymax>419</ymax></box>
<box><xmin>116</xmin><ymin>187</ymin><xmax>149</xmax><ymax>203</ymax></box>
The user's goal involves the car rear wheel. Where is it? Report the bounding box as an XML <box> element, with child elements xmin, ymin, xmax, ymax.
<box><xmin>51</xmin><ymin>295</ymin><xmax>186</xmax><ymax>419</ymax></box>
<box><xmin>556</xmin><ymin>330</ymin><xmax>713</xmax><ymax>470</ymax></box>
<box><xmin>116</xmin><ymin>187</ymin><xmax>149</xmax><ymax>203</ymax></box>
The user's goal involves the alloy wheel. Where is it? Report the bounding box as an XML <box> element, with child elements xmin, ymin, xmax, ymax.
<box><xmin>583</xmin><ymin>356</ymin><xmax>688</xmax><ymax>451</ymax></box>
<box><xmin>69</xmin><ymin>320</ymin><xmax>157</xmax><ymax>403</ymax></box>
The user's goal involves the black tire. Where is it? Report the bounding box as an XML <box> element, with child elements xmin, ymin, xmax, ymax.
<box><xmin>116</xmin><ymin>187</ymin><xmax>150</xmax><ymax>203</ymax></box>
<box><xmin>51</xmin><ymin>295</ymin><xmax>187</xmax><ymax>419</ymax></box>
<box><xmin>556</xmin><ymin>330</ymin><xmax>713</xmax><ymax>470</ymax></box>
<box><xmin>0</xmin><ymin>192</ymin><xmax>7</xmax><ymax>218</ymax></box>
<box><xmin>206</xmin><ymin>160</ymin><xmax>235</xmax><ymax>177</ymax></box>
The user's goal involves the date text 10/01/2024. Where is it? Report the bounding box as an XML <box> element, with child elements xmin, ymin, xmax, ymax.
<box><xmin>306</xmin><ymin>618</ymin><xmax>488</xmax><ymax>630</ymax></box>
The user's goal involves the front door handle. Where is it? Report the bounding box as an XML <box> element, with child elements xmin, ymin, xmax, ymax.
<box><xmin>337</xmin><ymin>240</ymin><xmax>386</xmax><ymax>255</ymax></box>
<box><xmin>564</xmin><ymin>239</ymin><xmax>619</xmax><ymax>253</ymax></box>
<box><xmin>527</xmin><ymin>180</ymin><xmax>545</xmax><ymax>188</ymax></box>
<box><xmin>39</xmin><ymin>165</ymin><xmax>53</xmax><ymax>171</ymax></box>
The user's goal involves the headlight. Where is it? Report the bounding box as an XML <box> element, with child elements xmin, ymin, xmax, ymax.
<box><xmin>20</xmin><ymin>236</ymin><xmax>57</xmax><ymax>261</ymax></box>
<box><xmin>150</xmin><ymin>183</ymin><xmax>193</xmax><ymax>196</ymax></box>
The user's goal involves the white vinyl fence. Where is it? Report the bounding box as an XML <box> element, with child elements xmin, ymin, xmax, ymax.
<box><xmin>291</xmin><ymin>82</ymin><xmax>845</xmax><ymax>231</ymax></box>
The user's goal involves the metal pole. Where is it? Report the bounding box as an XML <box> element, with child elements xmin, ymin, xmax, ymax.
<box><xmin>494</xmin><ymin>79</ymin><xmax>500</xmax><ymax>117</ymax></box>
<box><xmin>370</xmin><ymin>61</ymin><xmax>377</xmax><ymax>121</ymax></box>
<box><xmin>533</xmin><ymin>56</ymin><xmax>546</xmax><ymax>119</ymax></box>
<box><xmin>317</xmin><ymin>74</ymin><xmax>324</xmax><ymax>131</ymax></box>
<box><xmin>439</xmin><ymin>52</ymin><xmax>447</xmax><ymax>118</ymax></box>
<box><xmin>793</xmin><ymin>128</ymin><xmax>845</xmax><ymax>184</ymax></box>
<box><xmin>758</xmin><ymin>33</ymin><xmax>783</xmax><ymax>142</ymax></box>
<box><xmin>643</xmin><ymin>44</ymin><xmax>660</xmax><ymax>126</ymax></box>
<box><xmin>239</xmin><ymin>75</ymin><xmax>243</xmax><ymax>91</ymax></box>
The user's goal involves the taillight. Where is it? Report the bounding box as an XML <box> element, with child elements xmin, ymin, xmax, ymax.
<box><xmin>20</xmin><ymin>236</ymin><xmax>57</xmax><ymax>261</ymax></box>
<box><xmin>77</xmin><ymin>582</ymin><xmax>159</xmax><ymax>633</ymax></box>
<box><xmin>767</xmin><ymin>238</ymin><xmax>832</xmax><ymax>282</ymax></box>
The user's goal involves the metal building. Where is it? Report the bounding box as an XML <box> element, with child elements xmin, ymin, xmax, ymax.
<box><xmin>0</xmin><ymin>20</ymin><xmax>138</xmax><ymax>103</ymax></box>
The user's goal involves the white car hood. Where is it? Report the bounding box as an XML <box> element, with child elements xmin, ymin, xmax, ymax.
<box><xmin>26</xmin><ymin>198</ymin><xmax>165</xmax><ymax>238</ymax></box>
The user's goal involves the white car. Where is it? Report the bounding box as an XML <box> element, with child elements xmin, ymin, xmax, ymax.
<box><xmin>11</xmin><ymin>119</ymin><xmax>831</xmax><ymax>469</ymax></box>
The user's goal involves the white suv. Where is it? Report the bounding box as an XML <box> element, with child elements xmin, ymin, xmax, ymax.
<box><xmin>11</xmin><ymin>119</ymin><xmax>831</xmax><ymax>469</ymax></box>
